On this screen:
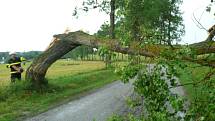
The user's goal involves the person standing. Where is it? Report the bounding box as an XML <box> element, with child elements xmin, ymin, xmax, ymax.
<box><xmin>6</xmin><ymin>52</ymin><xmax>26</xmax><ymax>82</ymax></box>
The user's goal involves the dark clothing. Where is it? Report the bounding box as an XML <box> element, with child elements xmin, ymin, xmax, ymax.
<box><xmin>7</xmin><ymin>56</ymin><xmax>25</xmax><ymax>82</ymax></box>
<box><xmin>11</xmin><ymin>73</ymin><xmax>21</xmax><ymax>82</ymax></box>
<box><xmin>7</xmin><ymin>57</ymin><xmax>22</xmax><ymax>73</ymax></box>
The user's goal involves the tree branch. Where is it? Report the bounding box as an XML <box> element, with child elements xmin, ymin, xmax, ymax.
<box><xmin>25</xmin><ymin>31</ymin><xmax>215</xmax><ymax>87</ymax></box>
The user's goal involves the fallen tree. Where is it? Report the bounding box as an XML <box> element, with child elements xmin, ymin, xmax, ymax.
<box><xmin>26</xmin><ymin>30</ymin><xmax>215</xmax><ymax>88</ymax></box>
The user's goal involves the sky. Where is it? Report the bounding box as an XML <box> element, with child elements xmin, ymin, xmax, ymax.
<box><xmin>0</xmin><ymin>0</ymin><xmax>214</xmax><ymax>52</ymax></box>
<box><xmin>181</xmin><ymin>0</ymin><xmax>215</xmax><ymax>44</ymax></box>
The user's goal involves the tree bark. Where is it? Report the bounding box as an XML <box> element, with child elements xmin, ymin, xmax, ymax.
<box><xmin>25</xmin><ymin>36</ymin><xmax>80</xmax><ymax>88</ymax></box>
<box><xmin>110</xmin><ymin>0</ymin><xmax>115</xmax><ymax>39</ymax></box>
<box><xmin>105</xmin><ymin>0</ymin><xmax>115</xmax><ymax>67</ymax></box>
<box><xmin>26</xmin><ymin>31</ymin><xmax>215</xmax><ymax>88</ymax></box>
<box><xmin>206</xmin><ymin>24</ymin><xmax>215</xmax><ymax>41</ymax></box>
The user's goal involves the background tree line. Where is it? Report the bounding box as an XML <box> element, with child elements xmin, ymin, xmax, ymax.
<box><xmin>0</xmin><ymin>47</ymin><xmax>128</xmax><ymax>63</ymax></box>
<box><xmin>0</xmin><ymin>51</ymin><xmax>43</xmax><ymax>63</ymax></box>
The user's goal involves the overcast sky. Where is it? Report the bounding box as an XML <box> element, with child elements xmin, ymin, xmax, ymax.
<box><xmin>0</xmin><ymin>0</ymin><xmax>214</xmax><ymax>52</ymax></box>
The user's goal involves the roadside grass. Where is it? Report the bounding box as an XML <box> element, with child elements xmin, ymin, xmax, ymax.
<box><xmin>0</xmin><ymin>60</ymin><xmax>119</xmax><ymax>120</ymax></box>
<box><xmin>177</xmin><ymin>62</ymin><xmax>214</xmax><ymax>101</ymax></box>
<box><xmin>0</xmin><ymin>69</ymin><xmax>119</xmax><ymax>121</ymax></box>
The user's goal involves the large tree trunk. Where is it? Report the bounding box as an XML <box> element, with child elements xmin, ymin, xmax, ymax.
<box><xmin>25</xmin><ymin>37</ymin><xmax>80</xmax><ymax>88</ymax></box>
<box><xmin>26</xmin><ymin>31</ymin><xmax>215</xmax><ymax>88</ymax></box>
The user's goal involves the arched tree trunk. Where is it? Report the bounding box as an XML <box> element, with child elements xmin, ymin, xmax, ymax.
<box><xmin>26</xmin><ymin>31</ymin><xmax>215</xmax><ymax>89</ymax></box>
<box><xmin>26</xmin><ymin>37</ymin><xmax>80</xmax><ymax>88</ymax></box>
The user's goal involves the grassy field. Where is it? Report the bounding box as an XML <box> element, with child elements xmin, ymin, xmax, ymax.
<box><xmin>0</xmin><ymin>60</ymin><xmax>105</xmax><ymax>85</ymax></box>
<box><xmin>0</xmin><ymin>60</ymin><xmax>120</xmax><ymax>121</ymax></box>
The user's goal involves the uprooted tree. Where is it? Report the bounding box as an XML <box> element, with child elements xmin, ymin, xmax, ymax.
<box><xmin>25</xmin><ymin>27</ymin><xmax>215</xmax><ymax>89</ymax></box>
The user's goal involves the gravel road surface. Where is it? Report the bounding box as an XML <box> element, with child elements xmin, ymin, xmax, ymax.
<box><xmin>25</xmin><ymin>81</ymin><xmax>133</xmax><ymax>121</ymax></box>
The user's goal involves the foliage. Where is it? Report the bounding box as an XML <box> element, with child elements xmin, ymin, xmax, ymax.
<box><xmin>118</xmin><ymin>61</ymin><xmax>186</xmax><ymax>120</ymax></box>
<box><xmin>73</xmin><ymin>0</ymin><xmax>111</xmax><ymax>16</ymax></box>
<box><xmin>74</xmin><ymin>0</ymin><xmax>184</xmax><ymax>46</ymax></box>
<box><xmin>98</xmin><ymin>45</ymin><xmax>117</xmax><ymax>67</ymax></box>
<box><xmin>95</xmin><ymin>22</ymin><xmax>110</xmax><ymax>39</ymax></box>
<box><xmin>93</xmin><ymin>0</ymin><xmax>184</xmax><ymax>46</ymax></box>
<box><xmin>113</xmin><ymin>42</ymin><xmax>215</xmax><ymax>120</ymax></box>
<box><xmin>177</xmin><ymin>63</ymin><xmax>215</xmax><ymax>121</ymax></box>
<box><xmin>107</xmin><ymin>114</ymin><xmax>142</xmax><ymax>121</ymax></box>
<box><xmin>75</xmin><ymin>0</ymin><xmax>214</xmax><ymax>120</ymax></box>
<box><xmin>124</xmin><ymin>0</ymin><xmax>184</xmax><ymax>44</ymax></box>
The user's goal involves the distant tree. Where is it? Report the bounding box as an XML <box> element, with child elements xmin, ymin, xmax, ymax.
<box><xmin>20</xmin><ymin>51</ymin><xmax>43</xmax><ymax>60</ymax></box>
<box><xmin>95</xmin><ymin>22</ymin><xmax>110</xmax><ymax>38</ymax></box>
<box><xmin>63</xmin><ymin>45</ymin><xmax>96</xmax><ymax>61</ymax></box>
<box><xmin>115</xmin><ymin>0</ymin><xmax>184</xmax><ymax>45</ymax></box>
<box><xmin>0</xmin><ymin>52</ymin><xmax>9</xmax><ymax>62</ymax></box>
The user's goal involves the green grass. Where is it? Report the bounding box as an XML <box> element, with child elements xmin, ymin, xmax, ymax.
<box><xmin>47</xmin><ymin>60</ymin><xmax>106</xmax><ymax>78</ymax></box>
<box><xmin>177</xmin><ymin>62</ymin><xmax>214</xmax><ymax>101</ymax></box>
<box><xmin>0</xmin><ymin>60</ymin><xmax>105</xmax><ymax>85</ymax></box>
<box><xmin>0</xmin><ymin>69</ymin><xmax>119</xmax><ymax>121</ymax></box>
<box><xmin>0</xmin><ymin>60</ymin><xmax>119</xmax><ymax>121</ymax></box>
